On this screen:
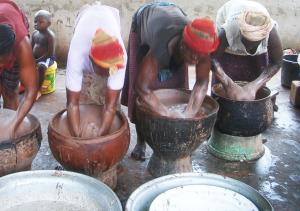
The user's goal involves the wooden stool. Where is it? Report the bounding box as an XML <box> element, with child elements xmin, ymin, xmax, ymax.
<box><xmin>290</xmin><ymin>80</ymin><xmax>300</xmax><ymax>107</ymax></box>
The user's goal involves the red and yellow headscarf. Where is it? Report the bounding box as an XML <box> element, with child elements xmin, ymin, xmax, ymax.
<box><xmin>90</xmin><ymin>28</ymin><xmax>124</xmax><ymax>75</ymax></box>
<box><xmin>183</xmin><ymin>18</ymin><xmax>219</xmax><ymax>54</ymax></box>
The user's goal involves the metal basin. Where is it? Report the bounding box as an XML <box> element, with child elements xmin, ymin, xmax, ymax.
<box><xmin>0</xmin><ymin>170</ymin><xmax>122</xmax><ymax>211</ymax></box>
<box><xmin>125</xmin><ymin>173</ymin><xmax>273</xmax><ymax>211</ymax></box>
<box><xmin>212</xmin><ymin>82</ymin><xmax>274</xmax><ymax>136</ymax></box>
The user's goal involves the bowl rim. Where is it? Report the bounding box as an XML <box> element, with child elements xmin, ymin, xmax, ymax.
<box><xmin>282</xmin><ymin>54</ymin><xmax>300</xmax><ymax>65</ymax></box>
<box><xmin>136</xmin><ymin>88</ymin><xmax>219</xmax><ymax>121</ymax></box>
<box><xmin>0</xmin><ymin>170</ymin><xmax>122</xmax><ymax>211</ymax></box>
<box><xmin>125</xmin><ymin>172</ymin><xmax>273</xmax><ymax>211</ymax></box>
<box><xmin>0</xmin><ymin>109</ymin><xmax>41</xmax><ymax>145</ymax></box>
<box><xmin>48</xmin><ymin>104</ymin><xmax>129</xmax><ymax>143</ymax></box>
<box><xmin>212</xmin><ymin>82</ymin><xmax>272</xmax><ymax>103</ymax></box>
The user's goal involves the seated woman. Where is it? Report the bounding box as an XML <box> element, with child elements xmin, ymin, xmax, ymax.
<box><xmin>212</xmin><ymin>0</ymin><xmax>282</xmax><ymax>101</ymax></box>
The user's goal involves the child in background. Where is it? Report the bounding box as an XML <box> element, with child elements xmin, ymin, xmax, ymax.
<box><xmin>31</xmin><ymin>10</ymin><xmax>55</xmax><ymax>98</ymax></box>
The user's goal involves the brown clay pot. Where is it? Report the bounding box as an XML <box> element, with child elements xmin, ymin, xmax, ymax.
<box><xmin>0</xmin><ymin>109</ymin><xmax>42</xmax><ymax>176</ymax></box>
<box><xmin>48</xmin><ymin>104</ymin><xmax>130</xmax><ymax>189</ymax></box>
<box><xmin>136</xmin><ymin>89</ymin><xmax>219</xmax><ymax>177</ymax></box>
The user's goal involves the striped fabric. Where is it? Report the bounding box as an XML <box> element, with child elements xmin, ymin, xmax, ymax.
<box><xmin>89</xmin><ymin>28</ymin><xmax>124</xmax><ymax>75</ymax></box>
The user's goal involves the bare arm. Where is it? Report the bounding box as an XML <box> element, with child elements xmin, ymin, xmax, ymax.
<box><xmin>185</xmin><ymin>56</ymin><xmax>210</xmax><ymax>117</ymax></box>
<box><xmin>213</xmin><ymin>27</ymin><xmax>282</xmax><ymax>100</ymax></box>
<box><xmin>136</xmin><ymin>52</ymin><xmax>170</xmax><ymax>116</ymax></box>
<box><xmin>212</xmin><ymin>60</ymin><xmax>249</xmax><ymax>100</ymax></box>
<box><xmin>11</xmin><ymin>37</ymin><xmax>38</xmax><ymax>137</ymax></box>
<box><xmin>97</xmin><ymin>88</ymin><xmax>120</xmax><ymax>136</ymax></box>
<box><xmin>47</xmin><ymin>32</ymin><xmax>55</xmax><ymax>58</ymax></box>
<box><xmin>247</xmin><ymin>27</ymin><xmax>283</xmax><ymax>90</ymax></box>
<box><xmin>31</xmin><ymin>31</ymin><xmax>36</xmax><ymax>49</ymax></box>
<box><xmin>66</xmin><ymin>89</ymin><xmax>81</xmax><ymax>137</ymax></box>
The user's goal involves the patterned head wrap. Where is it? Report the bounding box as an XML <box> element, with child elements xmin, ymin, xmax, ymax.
<box><xmin>90</xmin><ymin>28</ymin><xmax>124</xmax><ymax>75</ymax></box>
<box><xmin>183</xmin><ymin>18</ymin><xmax>219</xmax><ymax>54</ymax></box>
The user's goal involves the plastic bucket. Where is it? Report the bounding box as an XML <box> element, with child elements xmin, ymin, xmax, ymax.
<box><xmin>281</xmin><ymin>54</ymin><xmax>300</xmax><ymax>88</ymax></box>
<box><xmin>40</xmin><ymin>61</ymin><xmax>57</xmax><ymax>94</ymax></box>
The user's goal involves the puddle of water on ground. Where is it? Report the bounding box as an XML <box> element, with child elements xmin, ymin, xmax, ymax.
<box><xmin>192</xmin><ymin>160</ymin><xmax>205</xmax><ymax>173</ymax></box>
<box><xmin>259</xmin><ymin>181</ymin><xmax>287</xmax><ymax>202</ymax></box>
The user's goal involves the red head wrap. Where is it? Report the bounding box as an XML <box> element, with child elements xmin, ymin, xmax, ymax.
<box><xmin>90</xmin><ymin>28</ymin><xmax>124</xmax><ymax>75</ymax></box>
<box><xmin>183</xmin><ymin>18</ymin><xmax>219</xmax><ymax>54</ymax></box>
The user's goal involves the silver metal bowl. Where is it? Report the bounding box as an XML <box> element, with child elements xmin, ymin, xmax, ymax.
<box><xmin>126</xmin><ymin>173</ymin><xmax>273</xmax><ymax>211</ymax></box>
<box><xmin>0</xmin><ymin>170</ymin><xmax>122</xmax><ymax>211</ymax></box>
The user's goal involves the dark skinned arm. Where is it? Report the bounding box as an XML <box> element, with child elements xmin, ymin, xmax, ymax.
<box><xmin>135</xmin><ymin>52</ymin><xmax>170</xmax><ymax>116</ymax></box>
<box><xmin>210</xmin><ymin>27</ymin><xmax>253</xmax><ymax>100</ymax></box>
<box><xmin>212</xmin><ymin>60</ymin><xmax>251</xmax><ymax>100</ymax></box>
<box><xmin>212</xmin><ymin>27</ymin><xmax>282</xmax><ymax>100</ymax></box>
<box><xmin>10</xmin><ymin>37</ymin><xmax>38</xmax><ymax>137</ymax></box>
<box><xmin>66</xmin><ymin>85</ymin><xmax>120</xmax><ymax>137</ymax></box>
<box><xmin>31</xmin><ymin>31</ymin><xmax>36</xmax><ymax>49</ymax></box>
<box><xmin>66</xmin><ymin>88</ymin><xmax>81</xmax><ymax>137</ymax></box>
<box><xmin>49</xmin><ymin>32</ymin><xmax>56</xmax><ymax>58</ymax></box>
<box><xmin>226</xmin><ymin>27</ymin><xmax>283</xmax><ymax>100</ymax></box>
<box><xmin>97</xmin><ymin>88</ymin><xmax>120</xmax><ymax>136</ymax></box>
<box><xmin>246</xmin><ymin>27</ymin><xmax>283</xmax><ymax>90</ymax></box>
<box><xmin>184</xmin><ymin>56</ymin><xmax>210</xmax><ymax>117</ymax></box>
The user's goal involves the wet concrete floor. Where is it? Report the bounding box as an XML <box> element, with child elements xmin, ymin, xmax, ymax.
<box><xmin>29</xmin><ymin>69</ymin><xmax>300</xmax><ymax>210</ymax></box>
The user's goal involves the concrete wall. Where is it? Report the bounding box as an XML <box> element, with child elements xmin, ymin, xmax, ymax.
<box><xmin>15</xmin><ymin>0</ymin><xmax>300</xmax><ymax>66</ymax></box>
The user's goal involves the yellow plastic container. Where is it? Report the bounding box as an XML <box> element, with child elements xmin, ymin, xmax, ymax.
<box><xmin>40</xmin><ymin>61</ymin><xmax>57</xmax><ymax>95</ymax></box>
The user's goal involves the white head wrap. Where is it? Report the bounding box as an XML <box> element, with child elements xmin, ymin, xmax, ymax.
<box><xmin>239</xmin><ymin>10</ymin><xmax>273</xmax><ymax>42</ymax></box>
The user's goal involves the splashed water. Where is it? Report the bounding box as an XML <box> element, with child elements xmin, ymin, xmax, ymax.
<box><xmin>192</xmin><ymin>160</ymin><xmax>205</xmax><ymax>173</ymax></box>
<box><xmin>167</xmin><ymin>104</ymin><xmax>187</xmax><ymax>113</ymax></box>
<box><xmin>259</xmin><ymin>181</ymin><xmax>287</xmax><ymax>202</ymax></box>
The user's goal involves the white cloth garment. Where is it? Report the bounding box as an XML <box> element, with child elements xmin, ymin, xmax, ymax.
<box><xmin>66</xmin><ymin>3</ymin><xmax>127</xmax><ymax>92</ymax></box>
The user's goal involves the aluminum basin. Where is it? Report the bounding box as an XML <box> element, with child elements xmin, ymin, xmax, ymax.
<box><xmin>0</xmin><ymin>170</ymin><xmax>122</xmax><ymax>211</ymax></box>
<box><xmin>126</xmin><ymin>173</ymin><xmax>273</xmax><ymax>211</ymax></box>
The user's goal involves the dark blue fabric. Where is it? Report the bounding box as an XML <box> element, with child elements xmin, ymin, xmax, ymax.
<box><xmin>158</xmin><ymin>68</ymin><xmax>174</xmax><ymax>81</ymax></box>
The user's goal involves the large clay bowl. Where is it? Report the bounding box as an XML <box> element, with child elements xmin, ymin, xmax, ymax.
<box><xmin>0</xmin><ymin>109</ymin><xmax>42</xmax><ymax>176</ymax></box>
<box><xmin>136</xmin><ymin>89</ymin><xmax>218</xmax><ymax>177</ymax></box>
<box><xmin>212</xmin><ymin>82</ymin><xmax>274</xmax><ymax>137</ymax></box>
<box><xmin>48</xmin><ymin>104</ymin><xmax>130</xmax><ymax>188</ymax></box>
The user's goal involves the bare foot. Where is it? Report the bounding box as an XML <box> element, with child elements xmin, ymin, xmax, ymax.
<box><xmin>131</xmin><ymin>143</ymin><xmax>146</xmax><ymax>161</ymax></box>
